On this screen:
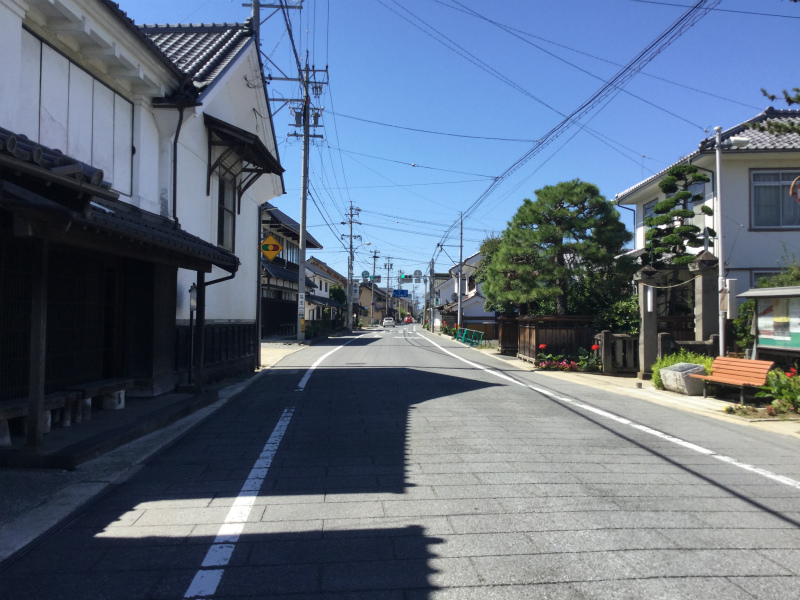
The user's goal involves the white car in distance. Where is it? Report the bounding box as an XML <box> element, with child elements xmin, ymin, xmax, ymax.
<box><xmin>382</xmin><ymin>317</ymin><xmax>395</xmax><ymax>328</ymax></box>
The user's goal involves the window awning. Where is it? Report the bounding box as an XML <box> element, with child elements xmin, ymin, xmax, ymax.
<box><xmin>205</xmin><ymin>113</ymin><xmax>284</xmax><ymax>211</ymax></box>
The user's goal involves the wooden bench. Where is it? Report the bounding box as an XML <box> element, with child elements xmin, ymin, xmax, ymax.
<box><xmin>689</xmin><ymin>357</ymin><xmax>775</xmax><ymax>403</ymax></box>
<box><xmin>0</xmin><ymin>391</ymin><xmax>82</xmax><ymax>446</ymax></box>
<box><xmin>68</xmin><ymin>379</ymin><xmax>133</xmax><ymax>419</ymax></box>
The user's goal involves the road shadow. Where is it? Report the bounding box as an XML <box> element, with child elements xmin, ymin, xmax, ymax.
<box><xmin>1</xmin><ymin>524</ymin><xmax>443</xmax><ymax>598</ymax></box>
<box><xmin>1</xmin><ymin>363</ymin><xmax>498</xmax><ymax>597</ymax></box>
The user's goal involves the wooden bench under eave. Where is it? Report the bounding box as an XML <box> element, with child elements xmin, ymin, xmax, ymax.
<box><xmin>0</xmin><ymin>391</ymin><xmax>83</xmax><ymax>446</ymax></box>
<box><xmin>689</xmin><ymin>357</ymin><xmax>775</xmax><ymax>403</ymax></box>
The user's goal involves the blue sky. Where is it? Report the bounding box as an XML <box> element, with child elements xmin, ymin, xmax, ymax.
<box><xmin>124</xmin><ymin>0</ymin><xmax>799</xmax><ymax>294</ymax></box>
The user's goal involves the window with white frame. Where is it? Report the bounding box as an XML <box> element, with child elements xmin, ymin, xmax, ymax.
<box><xmin>752</xmin><ymin>170</ymin><xmax>800</xmax><ymax>228</ymax></box>
<box><xmin>217</xmin><ymin>177</ymin><xmax>236</xmax><ymax>251</ymax></box>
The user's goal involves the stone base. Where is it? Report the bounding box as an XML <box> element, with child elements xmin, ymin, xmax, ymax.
<box><xmin>101</xmin><ymin>390</ymin><xmax>126</xmax><ymax>410</ymax></box>
<box><xmin>661</xmin><ymin>362</ymin><xmax>706</xmax><ymax>396</ymax></box>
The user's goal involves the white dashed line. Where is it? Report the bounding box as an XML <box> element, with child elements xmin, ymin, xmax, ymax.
<box><xmin>296</xmin><ymin>337</ymin><xmax>359</xmax><ymax>391</ymax></box>
<box><xmin>417</xmin><ymin>334</ymin><xmax>526</xmax><ymax>387</ymax></box>
<box><xmin>184</xmin><ymin>407</ymin><xmax>294</xmax><ymax>598</ymax></box>
<box><xmin>527</xmin><ymin>384</ymin><xmax>800</xmax><ymax>490</ymax></box>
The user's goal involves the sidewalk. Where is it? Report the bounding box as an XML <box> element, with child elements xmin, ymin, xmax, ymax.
<box><xmin>432</xmin><ymin>330</ymin><xmax>800</xmax><ymax>441</ymax></box>
<box><xmin>0</xmin><ymin>342</ymin><xmax>306</xmax><ymax>565</ymax></box>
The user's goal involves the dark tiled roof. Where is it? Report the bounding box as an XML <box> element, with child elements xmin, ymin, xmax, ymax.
<box><xmin>141</xmin><ymin>21</ymin><xmax>254</xmax><ymax>90</ymax></box>
<box><xmin>307</xmin><ymin>295</ymin><xmax>343</xmax><ymax>308</ymax></box>
<box><xmin>262</xmin><ymin>203</ymin><xmax>323</xmax><ymax>249</ymax></box>
<box><xmin>616</xmin><ymin>108</ymin><xmax>800</xmax><ymax>203</ymax></box>
<box><xmin>100</xmin><ymin>1</ymin><xmax>186</xmax><ymax>81</ymax></box>
<box><xmin>307</xmin><ymin>257</ymin><xmax>346</xmax><ymax>283</ymax></box>
<box><xmin>0</xmin><ymin>126</ymin><xmax>239</xmax><ymax>273</ymax></box>
<box><xmin>84</xmin><ymin>197</ymin><xmax>239</xmax><ymax>273</ymax></box>
<box><xmin>305</xmin><ymin>262</ymin><xmax>336</xmax><ymax>280</ymax></box>
<box><xmin>262</xmin><ymin>261</ymin><xmax>316</xmax><ymax>288</ymax></box>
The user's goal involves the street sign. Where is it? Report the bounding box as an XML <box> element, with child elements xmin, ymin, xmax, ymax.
<box><xmin>413</xmin><ymin>270</ymin><xmax>422</xmax><ymax>278</ymax></box>
<box><xmin>350</xmin><ymin>282</ymin><xmax>360</xmax><ymax>301</ymax></box>
<box><xmin>393</xmin><ymin>289</ymin><xmax>409</xmax><ymax>297</ymax></box>
<box><xmin>260</xmin><ymin>235</ymin><xmax>283</xmax><ymax>261</ymax></box>
<box><xmin>298</xmin><ymin>293</ymin><xmax>305</xmax><ymax>315</ymax></box>
<box><xmin>361</xmin><ymin>270</ymin><xmax>370</xmax><ymax>279</ymax></box>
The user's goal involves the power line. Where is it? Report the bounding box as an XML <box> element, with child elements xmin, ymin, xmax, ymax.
<box><xmin>330</xmin><ymin>145</ymin><xmax>498</xmax><ymax>179</ymax></box>
<box><xmin>434</xmin><ymin>0</ymin><xmax>721</xmax><ymax>252</ymax></box>
<box><xmin>448</xmin><ymin>0</ymin><xmax>706</xmax><ymax>131</ymax></box>
<box><xmin>379</xmin><ymin>0</ymin><xmax>660</xmax><ymax>168</ymax></box>
<box><xmin>433</xmin><ymin>0</ymin><xmax>761</xmax><ymax>111</ymax></box>
<box><xmin>629</xmin><ymin>0</ymin><xmax>800</xmax><ymax>19</ymax></box>
<box><xmin>326</xmin><ymin>110</ymin><xmax>540</xmax><ymax>142</ymax></box>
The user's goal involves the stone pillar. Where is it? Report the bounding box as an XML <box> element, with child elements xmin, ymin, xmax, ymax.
<box><xmin>635</xmin><ymin>266</ymin><xmax>661</xmax><ymax>379</ymax></box>
<box><xmin>599</xmin><ymin>330</ymin><xmax>614</xmax><ymax>374</ymax></box>
<box><xmin>689</xmin><ymin>251</ymin><xmax>719</xmax><ymax>343</ymax></box>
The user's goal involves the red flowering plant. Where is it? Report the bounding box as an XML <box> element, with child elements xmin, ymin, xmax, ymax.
<box><xmin>538</xmin><ymin>360</ymin><xmax>579</xmax><ymax>372</ymax></box>
<box><xmin>535</xmin><ymin>343</ymin><xmax>565</xmax><ymax>365</ymax></box>
<box><xmin>577</xmin><ymin>345</ymin><xmax>603</xmax><ymax>372</ymax></box>
<box><xmin>755</xmin><ymin>367</ymin><xmax>800</xmax><ymax>413</ymax></box>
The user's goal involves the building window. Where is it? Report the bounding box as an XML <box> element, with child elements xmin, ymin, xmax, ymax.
<box><xmin>752</xmin><ymin>270</ymin><xmax>780</xmax><ymax>287</ymax></box>
<box><xmin>752</xmin><ymin>170</ymin><xmax>800</xmax><ymax>228</ymax></box>
<box><xmin>218</xmin><ymin>178</ymin><xmax>236</xmax><ymax>251</ymax></box>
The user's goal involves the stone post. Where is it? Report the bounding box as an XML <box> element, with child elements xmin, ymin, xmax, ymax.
<box><xmin>689</xmin><ymin>250</ymin><xmax>719</xmax><ymax>343</ymax></box>
<box><xmin>599</xmin><ymin>330</ymin><xmax>614</xmax><ymax>374</ymax></box>
<box><xmin>635</xmin><ymin>266</ymin><xmax>661</xmax><ymax>379</ymax></box>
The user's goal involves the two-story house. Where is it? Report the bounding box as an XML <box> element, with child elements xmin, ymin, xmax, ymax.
<box><xmin>0</xmin><ymin>0</ymin><xmax>283</xmax><ymax>444</ymax></box>
<box><xmin>260</xmin><ymin>202</ymin><xmax>321</xmax><ymax>337</ymax></box>
<box><xmin>616</xmin><ymin>108</ymin><xmax>800</xmax><ymax>303</ymax></box>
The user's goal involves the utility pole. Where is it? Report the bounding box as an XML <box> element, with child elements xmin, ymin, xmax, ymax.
<box><xmin>294</xmin><ymin>61</ymin><xmax>311</xmax><ymax>342</ymax></box>
<box><xmin>342</xmin><ymin>202</ymin><xmax>361</xmax><ymax>330</ymax></box>
<box><xmin>430</xmin><ymin>258</ymin><xmax>435</xmax><ymax>331</ymax></box>
<box><xmin>457</xmin><ymin>212</ymin><xmax>463</xmax><ymax>329</ymax></box>
<box><xmin>370</xmin><ymin>248</ymin><xmax>380</xmax><ymax>325</ymax></box>
<box><xmin>385</xmin><ymin>257</ymin><xmax>393</xmax><ymax>318</ymax></box>
<box><xmin>256</xmin><ymin>1</ymin><xmax>325</xmax><ymax>342</ymax></box>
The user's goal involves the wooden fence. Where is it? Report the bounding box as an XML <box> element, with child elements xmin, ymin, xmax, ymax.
<box><xmin>517</xmin><ymin>316</ymin><xmax>595</xmax><ymax>362</ymax></box>
<box><xmin>498</xmin><ymin>317</ymin><xmax>518</xmax><ymax>355</ymax></box>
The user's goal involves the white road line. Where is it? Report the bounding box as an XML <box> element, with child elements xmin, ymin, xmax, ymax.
<box><xmin>184</xmin><ymin>407</ymin><xmax>294</xmax><ymax>599</ymax></box>
<box><xmin>527</xmin><ymin>384</ymin><xmax>800</xmax><ymax>490</ymax></box>
<box><xmin>296</xmin><ymin>337</ymin><xmax>359</xmax><ymax>391</ymax></box>
<box><xmin>417</xmin><ymin>334</ymin><xmax>526</xmax><ymax>387</ymax></box>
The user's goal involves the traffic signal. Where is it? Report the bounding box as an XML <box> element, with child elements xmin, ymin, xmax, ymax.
<box><xmin>369</xmin><ymin>275</ymin><xmax>382</xmax><ymax>282</ymax></box>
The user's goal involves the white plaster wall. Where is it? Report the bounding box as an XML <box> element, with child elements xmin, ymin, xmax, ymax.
<box><xmin>0</xmin><ymin>0</ymin><xmax>25</xmax><ymax>131</ymax></box>
<box><xmin>174</xmin><ymin>45</ymin><xmax>283</xmax><ymax>324</ymax></box>
<box><xmin>130</xmin><ymin>100</ymin><xmax>162</xmax><ymax>214</ymax></box>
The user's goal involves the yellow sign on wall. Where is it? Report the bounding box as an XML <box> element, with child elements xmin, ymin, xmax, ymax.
<box><xmin>260</xmin><ymin>234</ymin><xmax>283</xmax><ymax>261</ymax></box>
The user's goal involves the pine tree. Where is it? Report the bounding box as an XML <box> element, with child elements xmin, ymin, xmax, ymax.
<box><xmin>644</xmin><ymin>164</ymin><xmax>711</xmax><ymax>268</ymax></box>
<box><xmin>482</xmin><ymin>179</ymin><xmax>631</xmax><ymax>316</ymax></box>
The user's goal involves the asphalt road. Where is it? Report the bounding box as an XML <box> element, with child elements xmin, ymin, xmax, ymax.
<box><xmin>2</xmin><ymin>325</ymin><xmax>800</xmax><ymax>599</ymax></box>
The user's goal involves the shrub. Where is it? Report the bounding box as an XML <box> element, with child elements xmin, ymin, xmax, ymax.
<box><xmin>651</xmin><ymin>349</ymin><xmax>713</xmax><ymax>390</ymax></box>
<box><xmin>755</xmin><ymin>368</ymin><xmax>800</xmax><ymax>411</ymax></box>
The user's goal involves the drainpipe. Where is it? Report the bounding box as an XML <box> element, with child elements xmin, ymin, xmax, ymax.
<box><xmin>172</xmin><ymin>103</ymin><xmax>185</xmax><ymax>229</ymax></box>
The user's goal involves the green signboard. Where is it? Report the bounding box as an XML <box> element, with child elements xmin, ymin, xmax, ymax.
<box><xmin>756</xmin><ymin>297</ymin><xmax>800</xmax><ymax>349</ymax></box>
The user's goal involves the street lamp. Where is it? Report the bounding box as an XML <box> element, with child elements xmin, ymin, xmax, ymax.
<box><xmin>715</xmin><ymin>127</ymin><xmax>749</xmax><ymax>357</ymax></box>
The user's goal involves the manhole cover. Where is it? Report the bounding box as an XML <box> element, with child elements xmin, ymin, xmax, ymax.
<box><xmin>137</xmin><ymin>463</ymin><xmax>207</xmax><ymax>483</ymax></box>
